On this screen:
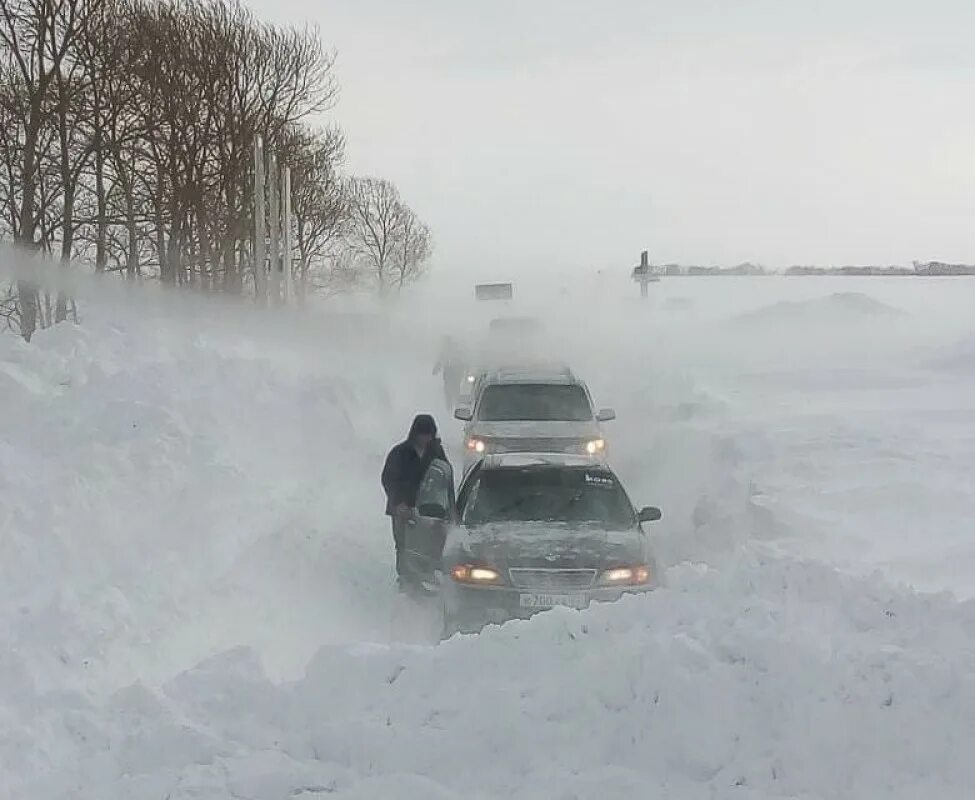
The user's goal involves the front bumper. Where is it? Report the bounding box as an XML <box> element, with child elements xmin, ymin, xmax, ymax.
<box><xmin>441</xmin><ymin>578</ymin><xmax>651</xmax><ymax>634</ymax></box>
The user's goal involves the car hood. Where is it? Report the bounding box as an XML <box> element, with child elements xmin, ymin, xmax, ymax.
<box><xmin>448</xmin><ymin>522</ymin><xmax>643</xmax><ymax>571</ymax></box>
<box><xmin>470</xmin><ymin>420</ymin><xmax>600</xmax><ymax>439</ymax></box>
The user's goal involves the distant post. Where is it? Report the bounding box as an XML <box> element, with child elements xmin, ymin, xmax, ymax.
<box><xmin>282</xmin><ymin>166</ymin><xmax>293</xmax><ymax>303</ymax></box>
<box><xmin>639</xmin><ymin>250</ymin><xmax>649</xmax><ymax>298</ymax></box>
<box><xmin>631</xmin><ymin>250</ymin><xmax>658</xmax><ymax>298</ymax></box>
<box><xmin>253</xmin><ymin>137</ymin><xmax>267</xmax><ymax>304</ymax></box>
<box><xmin>268</xmin><ymin>152</ymin><xmax>281</xmax><ymax>304</ymax></box>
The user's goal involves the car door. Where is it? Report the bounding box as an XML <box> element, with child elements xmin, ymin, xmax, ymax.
<box><xmin>404</xmin><ymin>458</ymin><xmax>454</xmax><ymax>586</ymax></box>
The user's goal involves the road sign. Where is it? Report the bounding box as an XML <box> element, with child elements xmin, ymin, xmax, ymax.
<box><xmin>475</xmin><ymin>283</ymin><xmax>513</xmax><ymax>301</ymax></box>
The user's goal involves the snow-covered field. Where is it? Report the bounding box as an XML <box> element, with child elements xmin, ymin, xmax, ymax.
<box><xmin>2</xmin><ymin>271</ymin><xmax>974</xmax><ymax>798</ymax></box>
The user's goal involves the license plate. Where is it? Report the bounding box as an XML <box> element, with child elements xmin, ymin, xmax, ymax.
<box><xmin>519</xmin><ymin>593</ymin><xmax>589</xmax><ymax>610</ymax></box>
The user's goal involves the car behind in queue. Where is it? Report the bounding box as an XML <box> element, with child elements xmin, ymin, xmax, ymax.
<box><xmin>455</xmin><ymin>366</ymin><xmax>616</xmax><ymax>470</ymax></box>
<box><xmin>400</xmin><ymin>453</ymin><xmax>662</xmax><ymax>637</ymax></box>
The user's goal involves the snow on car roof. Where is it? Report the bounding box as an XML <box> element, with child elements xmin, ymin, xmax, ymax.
<box><xmin>483</xmin><ymin>452</ymin><xmax>604</xmax><ymax>470</ymax></box>
<box><xmin>484</xmin><ymin>364</ymin><xmax>577</xmax><ymax>385</ymax></box>
<box><xmin>488</xmin><ymin>316</ymin><xmax>542</xmax><ymax>329</ymax></box>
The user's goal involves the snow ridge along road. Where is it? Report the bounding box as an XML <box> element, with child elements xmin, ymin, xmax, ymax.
<box><xmin>2</xmin><ymin>275</ymin><xmax>974</xmax><ymax>798</ymax></box>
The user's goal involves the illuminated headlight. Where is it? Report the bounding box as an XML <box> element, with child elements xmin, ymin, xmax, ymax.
<box><xmin>585</xmin><ymin>439</ymin><xmax>606</xmax><ymax>455</ymax></box>
<box><xmin>466</xmin><ymin>374</ymin><xmax>476</xmax><ymax>383</ymax></box>
<box><xmin>451</xmin><ymin>565</ymin><xmax>503</xmax><ymax>585</ymax></box>
<box><xmin>598</xmin><ymin>565</ymin><xmax>651</xmax><ymax>586</ymax></box>
<box><xmin>467</xmin><ymin>438</ymin><xmax>486</xmax><ymax>453</ymax></box>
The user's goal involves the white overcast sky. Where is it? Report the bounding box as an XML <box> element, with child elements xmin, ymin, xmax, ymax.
<box><xmin>251</xmin><ymin>0</ymin><xmax>975</xmax><ymax>275</ymax></box>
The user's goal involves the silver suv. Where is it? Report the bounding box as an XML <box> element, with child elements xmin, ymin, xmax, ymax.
<box><xmin>453</xmin><ymin>365</ymin><xmax>615</xmax><ymax>468</ymax></box>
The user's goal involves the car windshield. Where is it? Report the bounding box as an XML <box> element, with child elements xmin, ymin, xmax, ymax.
<box><xmin>462</xmin><ymin>467</ymin><xmax>636</xmax><ymax>528</ymax></box>
<box><xmin>477</xmin><ymin>384</ymin><xmax>592</xmax><ymax>422</ymax></box>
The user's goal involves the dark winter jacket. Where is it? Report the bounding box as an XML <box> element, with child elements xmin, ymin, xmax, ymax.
<box><xmin>381</xmin><ymin>433</ymin><xmax>449</xmax><ymax>515</ymax></box>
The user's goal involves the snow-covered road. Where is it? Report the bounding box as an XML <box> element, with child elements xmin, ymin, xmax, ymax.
<box><xmin>2</xmin><ymin>275</ymin><xmax>974</xmax><ymax>798</ymax></box>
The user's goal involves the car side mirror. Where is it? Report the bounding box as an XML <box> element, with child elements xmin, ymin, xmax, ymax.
<box><xmin>418</xmin><ymin>502</ymin><xmax>448</xmax><ymax>520</ymax></box>
<box><xmin>638</xmin><ymin>506</ymin><xmax>662</xmax><ymax>523</ymax></box>
<box><xmin>454</xmin><ymin>407</ymin><xmax>473</xmax><ymax>422</ymax></box>
<box><xmin>596</xmin><ymin>408</ymin><xmax>616</xmax><ymax>422</ymax></box>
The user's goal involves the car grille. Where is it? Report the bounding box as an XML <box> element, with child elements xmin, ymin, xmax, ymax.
<box><xmin>508</xmin><ymin>568</ymin><xmax>597</xmax><ymax>591</ymax></box>
<box><xmin>491</xmin><ymin>437</ymin><xmax>582</xmax><ymax>454</ymax></box>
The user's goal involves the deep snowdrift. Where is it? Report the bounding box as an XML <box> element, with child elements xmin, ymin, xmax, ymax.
<box><xmin>733</xmin><ymin>291</ymin><xmax>905</xmax><ymax>325</ymax></box>
<box><xmin>0</xmin><ymin>301</ymin><xmax>441</xmax><ymax>694</ymax></box>
<box><xmin>930</xmin><ymin>333</ymin><xmax>975</xmax><ymax>372</ymax></box>
<box><xmin>18</xmin><ymin>557</ymin><xmax>975</xmax><ymax>800</ymax></box>
<box><xmin>2</xmin><ymin>273</ymin><xmax>975</xmax><ymax>798</ymax></box>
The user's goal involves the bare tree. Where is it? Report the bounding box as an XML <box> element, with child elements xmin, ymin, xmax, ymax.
<box><xmin>343</xmin><ymin>176</ymin><xmax>433</xmax><ymax>295</ymax></box>
<box><xmin>0</xmin><ymin>58</ymin><xmax>24</xmax><ymax>238</ymax></box>
<box><xmin>0</xmin><ymin>0</ymin><xmax>433</xmax><ymax>332</ymax></box>
<box><xmin>0</xmin><ymin>282</ymin><xmax>19</xmax><ymax>331</ymax></box>
<box><xmin>286</xmin><ymin>126</ymin><xmax>346</xmax><ymax>301</ymax></box>
<box><xmin>343</xmin><ymin>176</ymin><xmax>404</xmax><ymax>294</ymax></box>
<box><xmin>304</xmin><ymin>245</ymin><xmax>362</xmax><ymax>298</ymax></box>
<box><xmin>392</xmin><ymin>206</ymin><xmax>432</xmax><ymax>290</ymax></box>
<box><xmin>0</xmin><ymin>0</ymin><xmax>99</xmax><ymax>340</ymax></box>
<box><xmin>178</xmin><ymin>0</ymin><xmax>338</xmax><ymax>293</ymax></box>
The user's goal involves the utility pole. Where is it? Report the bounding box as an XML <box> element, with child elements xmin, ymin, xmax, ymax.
<box><xmin>268</xmin><ymin>152</ymin><xmax>281</xmax><ymax>305</ymax></box>
<box><xmin>282</xmin><ymin>166</ymin><xmax>292</xmax><ymax>303</ymax></box>
<box><xmin>253</xmin><ymin>137</ymin><xmax>267</xmax><ymax>304</ymax></box>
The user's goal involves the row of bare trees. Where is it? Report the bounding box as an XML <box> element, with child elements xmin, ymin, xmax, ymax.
<box><xmin>1</xmin><ymin>0</ymin><xmax>433</xmax><ymax>340</ymax></box>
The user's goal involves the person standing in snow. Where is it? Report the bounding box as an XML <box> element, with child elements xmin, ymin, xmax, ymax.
<box><xmin>381</xmin><ymin>414</ymin><xmax>449</xmax><ymax>586</ymax></box>
<box><xmin>432</xmin><ymin>336</ymin><xmax>465</xmax><ymax>410</ymax></box>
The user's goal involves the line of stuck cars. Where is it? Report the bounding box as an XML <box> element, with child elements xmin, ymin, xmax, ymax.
<box><xmin>401</xmin><ymin>362</ymin><xmax>663</xmax><ymax>638</ymax></box>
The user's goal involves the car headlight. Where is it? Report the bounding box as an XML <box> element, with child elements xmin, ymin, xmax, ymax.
<box><xmin>451</xmin><ymin>564</ymin><xmax>503</xmax><ymax>585</ymax></box>
<box><xmin>598</xmin><ymin>565</ymin><xmax>651</xmax><ymax>586</ymax></box>
<box><xmin>467</xmin><ymin>438</ymin><xmax>487</xmax><ymax>453</ymax></box>
<box><xmin>585</xmin><ymin>438</ymin><xmax>606</xmax><ymax>455</ymax></box>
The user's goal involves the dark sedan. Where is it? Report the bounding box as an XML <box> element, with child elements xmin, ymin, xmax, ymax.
<box><xmin>400</xmin><ymin>453</ymin><xmax>662</xmax><ymax>637</ymax></box>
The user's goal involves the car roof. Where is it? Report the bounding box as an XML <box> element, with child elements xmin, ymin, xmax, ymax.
<box><xmin>479</xmin><ymin>452</ymin><xmax>610</xmax><ymax>470</ymax></box>
<box><xmin>481</xmin><ymin>364</ymin><xmax>578</xmax><ymax>386</ymax></box>
<box><xmin>489</xmin><ymin>316</ymin><xmax>542</xmax><ymax>329</ymax></box>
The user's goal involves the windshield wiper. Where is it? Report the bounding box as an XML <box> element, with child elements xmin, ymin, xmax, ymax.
<box><xmin>550</xmin><ymin>491</ymin><xmax>584</xmax><ymax>517</ymax></box>
<box><xmin>493</xmin><ymin>495</ymin><xmax>538</xmax><ymax>516</ymax></box>
<box><xmin>547</xmin><ymin>493</ymin><xmax>618</xmax><ymax>526</ymax></box>
<box><xmin>467</xmin><ymin>495</ymin><xmax>536</xmax><ymax>525</ymax></box>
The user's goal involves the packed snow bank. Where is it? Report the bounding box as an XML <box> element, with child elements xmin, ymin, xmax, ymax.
<box><xmin>734</xmin><ymin>292</ymin><xmax>905</xmax><ymax>325</ymax></box>
<box><xmin>0</xmin><ymin>301</ymin><xmax>444</xmax><ymax>702</ymax></box>
<box><xmin>16</xmin><ymin>553</ymin><xmax>975</xmax><ymax>800</ymax></box>
<box><xmin>4</xmin><ymin>274</ymin><xmax>975</xmax><ymax>799</ymax></box>
<box><xmin>705</xmin><ymin>332</ymin><xmax>975</xmax><ymax>599</ymax></box>
<box><xmin>929</xmin><ymin>333</ymin><xmax>975</xmax><ymax>372</ymax></box>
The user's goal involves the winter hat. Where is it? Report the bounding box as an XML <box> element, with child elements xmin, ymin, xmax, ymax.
<box><xmin>409</xmin><ymin>414</ymin><xmax>438</xmax><ymax>438</ymax></box>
